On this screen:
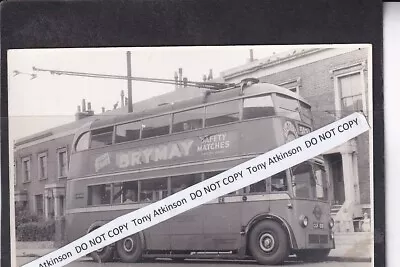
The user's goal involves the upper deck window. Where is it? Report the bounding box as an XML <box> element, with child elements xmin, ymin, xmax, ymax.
<box><xmin>90</xmin><ymin>127</ymin><xmax>113</xmax><ymax>149</ymax></box>
<box><xmin>243</xmin><ymin>95</ymin><xmax>275</xmax><ymax>120</ymax></box>
<box><xmin>205</xmin><ymin>100</ymin><xmax>240</xmax><ymax>127</ymax></box>
<box><xmin>75</xmin><ymin>132</ymin><xmax>90</xmax><ymax>152</ymax></box>
<box><xmin>275</xmin><ymin>94</ymin><xmax>301</xmax><ymax>121</ymax></box>
<box><xmin>115</xmin><ymin>121</ymin><xmax>141</xmax><ymax>143</ymax></box>
<box><xmin>172</xmin><ymin>107</ymin><xmax>204</xmax><ymax>133</ymax></box>
<box><xmin>142</xmin><ymin>115</ymin><xmax>170</xmax><ymax>139</ymax></box>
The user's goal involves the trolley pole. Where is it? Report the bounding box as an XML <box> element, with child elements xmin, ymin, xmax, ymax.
<box><xmin>126</xmin><ymin>51</ymin><xmax>133</xmax><ymax>113</ymax></box>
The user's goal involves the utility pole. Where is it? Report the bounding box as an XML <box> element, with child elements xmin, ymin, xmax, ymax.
<box><xmin>126</xmin><ymin>51</ymin><xmax>133</xmax><ymax>113</ymax></box>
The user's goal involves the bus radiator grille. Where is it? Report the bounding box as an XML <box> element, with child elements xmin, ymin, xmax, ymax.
<box><xmin>309</xmin><ymin>234</ymin><xmax>328</xmax><ymax>244</ymax></box>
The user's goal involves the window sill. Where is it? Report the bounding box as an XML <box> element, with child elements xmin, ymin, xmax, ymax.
<box><xmin>58</xmin><ymin>176</ymin><xmax>67</xmax><ymax>179</ymax></box>
<box><xmin>39</xmin><ymin>177</ymin><xmax>48</xmax><ymax>181</ymax></box>
<box><xmin>23</xmin><ymin>180</ymin><xmax>31</xmax><ymax>184</ymax></box>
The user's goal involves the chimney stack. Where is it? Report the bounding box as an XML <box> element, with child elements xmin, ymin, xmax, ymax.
<box><xmin>125</xmin><ymin>97</ymin><xmax>128</xmax><ymax>106</ymax></box>
<box><xmin>82</xmin><ymin>99</ymin><xmax>86</xmax><ymax>112</ymax></box>
<box><xmin>178</xmin><ymin>68</ymin><xmax>183</xmax><ymax>87</ymax></box>
<box><xmin>183</xmin><ymin>77</ymin><xmax>188</xmax><ymax>87</ymax></box>
<box><xmin>249</xmin><ymin>49</ymin><xmax>254</xmax><ymax>62</ymax></box>
<box><xmin>102</xmin><ymin>107</ymin><xmax>105</xmax><ymax>113</ymax></box>
<box><xmin>75</xmin><ymin>99</ymin><xmax>94</xmax><ymax>121</ymax></box>
<box><xmin>174</xmin><ymin>71</ymin><xmax>179</xmax><ymax>89</ymax></box>
<box><xmin>208</xmin><ymin>69</ymin><xmax>213</xmax><ymax>81</ymax></box>
<box><xmin>203</xmin><ymin>74</ymin><xmax>207</xmax><ymax>82</ymax></box>
<box><xmin>120</xmin><ymin>90</ymin><xmax>125</xmax><ymax>107</ymax></box>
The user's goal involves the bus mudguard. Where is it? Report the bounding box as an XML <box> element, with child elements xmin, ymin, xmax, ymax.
<box><xmin>244</xmin><ymin>213</ymin><xmax>298</xmax><ymax>250</ymax></box>
<box><xmin>86</xmin><ymin>221</ymin><xmax>147</xmax><ymax>250</ymax></box>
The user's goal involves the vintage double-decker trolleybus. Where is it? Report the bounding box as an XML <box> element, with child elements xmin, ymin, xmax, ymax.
<box><xmin>65</xmin><ymin>79</ymin><xmax>335</xmax><ymax>265</ymax></box>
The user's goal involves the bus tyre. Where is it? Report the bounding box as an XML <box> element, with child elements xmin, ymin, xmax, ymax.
<box><xmin>248</xmin><ymin>220</ymin><xmax>289</xmax><ymax>265</ymax></box>
<box><xmin>89</xmin><ymin>245</ymin><xmax>114</xmax><ymax>263</ymax></box>
<box><xmin>296</xmin><ymin>249</ymin><xmax>331</xmax><ymax>262</ymax></box>
<box><xmin>116</xmin><ymin>234</ymin><xmax>143</xmax><ymax>263</ymax></box>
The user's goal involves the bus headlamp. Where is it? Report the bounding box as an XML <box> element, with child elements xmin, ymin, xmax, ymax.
<box><xmin>329</xmin><ymin>218</ymin><xmax>334</xmax><ymax>229</ymax></box>
<box><xmin>299</xmin><ymin>215</ymin><xmax>308</xmax><ymax>228</ymax></box>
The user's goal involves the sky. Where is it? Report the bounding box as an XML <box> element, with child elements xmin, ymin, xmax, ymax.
<box><xmin>8</xmin><ymin>45</ymin><xmax>297</xmax><ymax>141</ymax></box>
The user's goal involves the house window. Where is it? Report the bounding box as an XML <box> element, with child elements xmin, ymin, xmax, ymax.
<box><xmin>278</xmin><ymin>78</ymin><xmax>301</xmax><ymax>95</ymax></box>
<box><xmin>22</xmin><ymin>157</ymin><xmax>31</xmax><ymax>182</ymax></box>
<box><xmin>14</xmin><ymin>160</ymin><xmax>17</xmax><ymax>186</ymax></box>
<box><xmin>57</xmin><ymin>148</ymin><xmax>68</xmax><ymax>178</ymax></box>
<box><xmin>338</xmin><ymin>73</ymin><xmax>363</xmax><ymax>114</ymax></box>
<box><xmin>332</xmin><ymin>62</ymin><xmax>367</xmax><ymax>118</ymax></box>
<box><xmin>38</xmin><ymin>152</ymin><xmax>48</xmax><ymax>179</ymax></box>
<box><xmin>35</xmin><ymin>194</ymin><xmax>44</xmax><ymax>216</ymax></box>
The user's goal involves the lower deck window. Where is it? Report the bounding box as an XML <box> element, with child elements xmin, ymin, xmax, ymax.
<box><xmin>140</xmin><ymin>178</ymin><xmax>168</xmax><ymax>202</ymax></box>
<box><xmin>88</xmin><ymin>184</ymin><xmax>111</xmax><ymax>206</ymax></box>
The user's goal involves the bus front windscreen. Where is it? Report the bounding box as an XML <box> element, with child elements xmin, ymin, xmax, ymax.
<box><xmin>291</xmin><ymin>162</ymin><xmax>328</xmax><ymax>201</ymax></box>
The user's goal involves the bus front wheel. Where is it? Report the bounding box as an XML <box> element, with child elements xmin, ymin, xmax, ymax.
<box><xmin>248</xmin><ymin>220</ymin><xmax>289</xmax><ymax>265</ymax></box>
<box><xmin>116</xmin><ymin>234</ymin><xmax>143</xmax><ymax>263</ymax></box>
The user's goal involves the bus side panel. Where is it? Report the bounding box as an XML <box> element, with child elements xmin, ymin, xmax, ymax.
<box><xmin>169</xmin><ymin>206</ymin><xmax>205</xmax><ymax>251</ymax></box>
<box><xmin>202</xmin><ymin>200</ymin><xmax>243</xmax><ymax>251</ymax></box>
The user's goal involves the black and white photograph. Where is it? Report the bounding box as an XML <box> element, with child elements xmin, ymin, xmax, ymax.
<box><xmin>8</xmin><ymin>45</ymin><xmax>373</xmax><ymax>267</ymax></box>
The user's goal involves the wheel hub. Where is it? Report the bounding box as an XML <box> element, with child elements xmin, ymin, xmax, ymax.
<box><xmin>259</xmin><ymin>233</ymin><xmax>275</xmax><ymax>252</ymax></box>
<box><xmin>123</xmin><ymin>237</ymin><xmax>135</xmax><ymax>253</ymax></box>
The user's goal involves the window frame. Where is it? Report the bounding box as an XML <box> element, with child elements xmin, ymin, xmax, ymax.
<box><xmin>141</xmin><ymin>114</ymin><xmax>172</xmax><ymax>139</ymax></box>
<box><xmin>90</xmin><ymin>126</ymin><xmax>114</xmax><ymax>149</ymax></box>
<box><xmin>57</xmin><ymin>147</ymin><xmax>68</xmax><ymax>179</ymax></box>
<box><xmin>115</xmin><ymin>120</ymin><xmax>142</xmax><ymax>144</ymax></box>
<box><xmin>331</xmin><ymin>61</ymin><xmax>367</xmax><ymax>119</ymax></box>
<box><xmin>37</xmin><ymin>151</ymin><xmax>48</xmax><ymax>180</ymax></box>
<box><xmin>204</xmin><ymin>99</ymin><xmax>241</xmax><ymax>127</ymax></box>
<box><xmin>278</xmin><ymin>78</ymin><xmax>302</xmax><ymax>96</ymax></box>
<box><xmin>21</xmin><ymin>156</ymin><xmax>31</xmax><ymax>183</ymax></box>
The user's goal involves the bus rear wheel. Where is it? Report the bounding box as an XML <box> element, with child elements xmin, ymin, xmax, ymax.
<box><xmin>248</xmin><ymin>220</ymin><xmax>289</xmax><ymax>265</ymax></box>
<box><xmin>296</xmin><ymin>249</ymin><xmax>331</xmax><ymax>262</ymax></box>
<box><xmin>90</xmin><ymin>245</ymin><xmax>114</xmax><ymax>263</ymax></box>
<box><xmin>116</xmin><ymin>234</ymin><xmax>143</xmax><ymax>263</ymax></box>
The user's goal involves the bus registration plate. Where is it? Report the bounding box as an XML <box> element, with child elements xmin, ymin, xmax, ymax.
<box><xmin>313</xmin><ymin>222</ymin><xmax>324</xmax><ymax>229</ymax></box>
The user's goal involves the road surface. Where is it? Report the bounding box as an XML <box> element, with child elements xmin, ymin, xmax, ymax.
<box><xmin>17</xmin><ymin>257</ymin><xmax>371</xmax><ymax>267</ymax></box>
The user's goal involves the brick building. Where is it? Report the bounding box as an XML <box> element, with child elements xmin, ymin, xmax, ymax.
<box><xmin>13</xmin><ymin>47</ymin><xmax>371</xmax><ymax>233</ymax></box>
<box><xmin>214</xmin><ymin>47</ymin><xmax>371</xmax><ymax>231</ymax></box>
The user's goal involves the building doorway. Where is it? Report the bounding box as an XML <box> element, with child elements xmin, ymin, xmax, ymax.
<box><xmin>327</xmin><ymin>153</ymin><xmax>345</xmax><ymax>205</ymax></box>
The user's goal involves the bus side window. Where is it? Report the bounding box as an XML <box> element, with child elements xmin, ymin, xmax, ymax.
<box><xmin>88</xmin><ymin>184</ymin><xmax>111</xmax><ymax>206</ymax></box>
<box><xmin>205</xmin><ymin>100</ymin><xmax>240</xmax><ymax>127</ymax></box>
<box><xmin>90</xmin><ymin>127</ymin><xmax>113</xmax><ymax>149</ymax></box>
<box><xmin>115</xmin><ymin>121</ymin><xmax>141</xmax><ymax>143</ymax></box>
<box><xmin>140</xmin><ymin>178</ymin><xmax>168</xmax><ymax>202</ymax></box>
<box><xmin>271</xmin><ymin>171</ymin><xmax>288</xmax><ymax>192</ymax></box>
<box><xmin>243</xmin><ymin>95</ymin><xmax>275</xmax><ymax>120</ymax></box>
<box><xmin>113</xmin><ymin>181</ymin><xmax>139</xmax><ymax>204</ymax></box>
<box><xmin>171</xmin><ymin>173</ymin><xmax>202</xmax><ymax>194</ymax></box>
<box><xmin>248</xmin><ymin>179</ymin><xmax>267</xmax><ymax>193</ymax></box>
<box><xmin>172</xmin><ymin>108</ymin><xmax>204</xmax><ymax>133</ymax></box>
<box><xmin>142</xmin><ymin>115</ymin><xmax>171</xmax><ymax>139</ymax></box>
<box><xmin>75</xmin><ymin>132</ymin><xmax>90</xmax><ymax>152</ymax></box>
